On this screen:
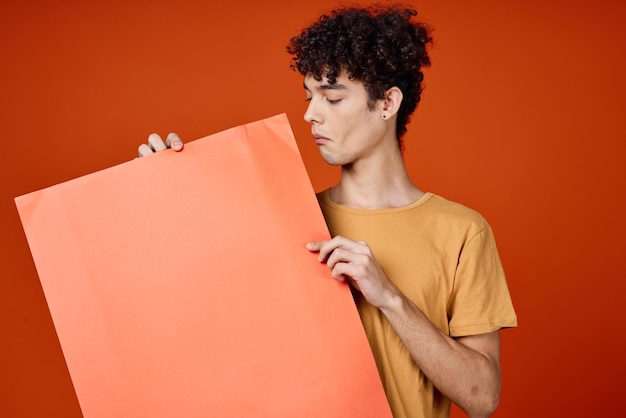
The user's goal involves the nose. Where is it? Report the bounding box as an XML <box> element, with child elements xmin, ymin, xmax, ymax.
<box><xmin>304</xmin><ymin>99</ymin><xmax>320</xmax><ymax>125</ymax></box>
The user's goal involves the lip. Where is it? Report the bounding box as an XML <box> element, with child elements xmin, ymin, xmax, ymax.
<box><xmin>313</xmin><ymin>132</ymin><xmax>331</xmax><ymax>145</ymax></box>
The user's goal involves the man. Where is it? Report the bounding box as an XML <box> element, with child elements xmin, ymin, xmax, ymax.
<box><xmin>140</xmin><ymin>5</ymin><xmax>517</xmax><ymax>418</ymax></box>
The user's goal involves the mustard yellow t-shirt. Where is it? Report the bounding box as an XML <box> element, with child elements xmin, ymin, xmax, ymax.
<box><xmin>317</xmin><ymin>190</ymin><xmax>517</xmax><ymax>418</ymax></box>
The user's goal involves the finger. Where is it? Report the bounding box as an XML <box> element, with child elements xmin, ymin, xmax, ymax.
<box><xmin>309</xmin><ymin>236</ymin><xmax>348</xmax><ymax>262</ymax></box>
<box><xmin>165</xmin><ymin>133</ymin><xmax>184</xmax><ymax>151</ymax></box>
<box><xmin>316</xmin><ymin>239</ymin><xmax>342</xmax><ymax>262</ymax></box>
<box><xmin>330</xmin><ymin>262</ymin><xmax>353</xmax><ymax>283</ymax></box>
<box><xmin>326</xmin><ymin>247</ymin><xmax>352</xmax><ymax>269</ymax></box>
<box><xmin>322</xmin><ymin>236</ymin><xmax>371</xmax><ymax>260</ymax></box>
<box><xmin>307</xmin><ymin>239</ymin><xmax>340</xmax><ymax>263</ymax></box>
<box><xmin>138</xmin><ymin>144</ymin><xmax>154</xmax><ymax>157</ymax></box>
<box><xmin>148</xmin><ymin>133</ymin><xmax>167</xmax><ymax>152</ymax></box>
<box><xmin>329</xmin><ymin>249</ymin><xmax>371</xmax><ymax>272</ymax></box>
<box><xmin>306</xmin><ymin>240</ymin><xmax>327</xmax><ymax>252</ymax></box>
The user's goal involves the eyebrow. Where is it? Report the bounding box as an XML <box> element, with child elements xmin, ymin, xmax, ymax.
<box><xmin>303</xmin><ymin>81</ymin><xmax>347</xmax><ymax>91</ymax></box>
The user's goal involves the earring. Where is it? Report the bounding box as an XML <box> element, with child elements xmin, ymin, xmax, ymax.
<box><xmin>382</xmin><ymin>114</ymin><xmax>387</xmax><ymax>120</ymax></box>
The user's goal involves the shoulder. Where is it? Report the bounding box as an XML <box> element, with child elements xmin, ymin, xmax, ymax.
<box><xmin>421</xmin><ymin>194</ymin><xmax>490</xmax><ymax>232</ymax></box>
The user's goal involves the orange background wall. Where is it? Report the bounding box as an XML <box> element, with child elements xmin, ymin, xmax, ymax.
<box><xmin>1</xmin><ymin>0</ymin><xmax>625</xmax><ymax>416</ymax></box>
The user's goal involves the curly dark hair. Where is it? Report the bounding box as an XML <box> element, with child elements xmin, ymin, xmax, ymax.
<box><xmin>287</xmin><ymin>4</ymin><xmax>432</xmax><ymax>147</ymax></box>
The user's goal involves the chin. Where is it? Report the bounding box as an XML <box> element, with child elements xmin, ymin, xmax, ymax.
<box><xmin>319</xmin><ymin>151</ymin><xmax>342</xmax><ymax>166</ymax></box>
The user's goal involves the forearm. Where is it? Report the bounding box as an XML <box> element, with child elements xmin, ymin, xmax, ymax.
<box><xmin>379</xmin><ymin>290</ymin><xmax>501</xmax><ymax>417</ymax></box>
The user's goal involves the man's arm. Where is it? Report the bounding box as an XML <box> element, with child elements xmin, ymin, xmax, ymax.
<box><xmin>381</xmin><ymin>293</ymin><xmax>501</xmax><ymax>418</ymax></box>
<box><xmin>307</xmin><ymin>236</ymin><xmax>502</xmax><ymax>418</ymax></box>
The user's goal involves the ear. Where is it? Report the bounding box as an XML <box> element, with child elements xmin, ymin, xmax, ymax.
<box><xmin>380</xmin><ymin>87</ymin><xmax>403</xmax><ymax>120</ymax></box>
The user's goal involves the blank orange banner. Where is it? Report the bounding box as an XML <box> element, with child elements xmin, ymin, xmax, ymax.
<box><xmin>15</xmin><ymin>114</ymin><xmax>391</xmax><ymax>417</ymax></box>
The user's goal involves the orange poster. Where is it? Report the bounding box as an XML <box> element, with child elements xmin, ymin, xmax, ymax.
<box><xmin>15</xmin><ymin>114</ymin><xmax>391</xmax><ymax>417</ymax></box>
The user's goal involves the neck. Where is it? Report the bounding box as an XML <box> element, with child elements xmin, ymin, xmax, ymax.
<box><xmin>330</xmin><ymin>146</ymin><xmax>424</xmax><ymax>209</ymax></box>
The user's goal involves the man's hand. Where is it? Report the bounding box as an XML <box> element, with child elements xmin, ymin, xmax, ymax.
<box><xmin>306</xmin><ymin>235</ymin><xmax>398</xmax><ymax>309</ymax></box>
<box><xmin>138</xmin><ymin>133</ymin><xmax>184</xmax><ymax>157</ymax></box>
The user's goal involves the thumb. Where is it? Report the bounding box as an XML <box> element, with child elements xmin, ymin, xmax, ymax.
<box><xmin>166</xmin><ymin>133</ymin><xmax>184</xmax><ymax>152</ymax></box>
<box><xmin>306</xmin><ymin>241</ymin><xmax>323</xmax><ymax>252</ymax></box>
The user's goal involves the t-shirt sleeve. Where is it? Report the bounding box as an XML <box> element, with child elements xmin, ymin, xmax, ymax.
<box><xmin>447</xmin><ymin>225</ymin><xmax>517</xmax><ymax>337</ymax></box>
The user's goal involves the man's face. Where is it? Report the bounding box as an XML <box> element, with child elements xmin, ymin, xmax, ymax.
<box><xmin>303</xmin><ymin>73</ymin><xmax>386</xmax><ymax>166</ymax></box>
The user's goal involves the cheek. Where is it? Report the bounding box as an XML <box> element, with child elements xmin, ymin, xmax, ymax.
<box><xmin>348</xmin><ymin>106</ymin><xmax>375</xmax><ymax>127</ymax></box>
<box><xmin>353</xmin><ymin>112</ymin><xmax>383</xmax><ymax>138</ymax></box>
